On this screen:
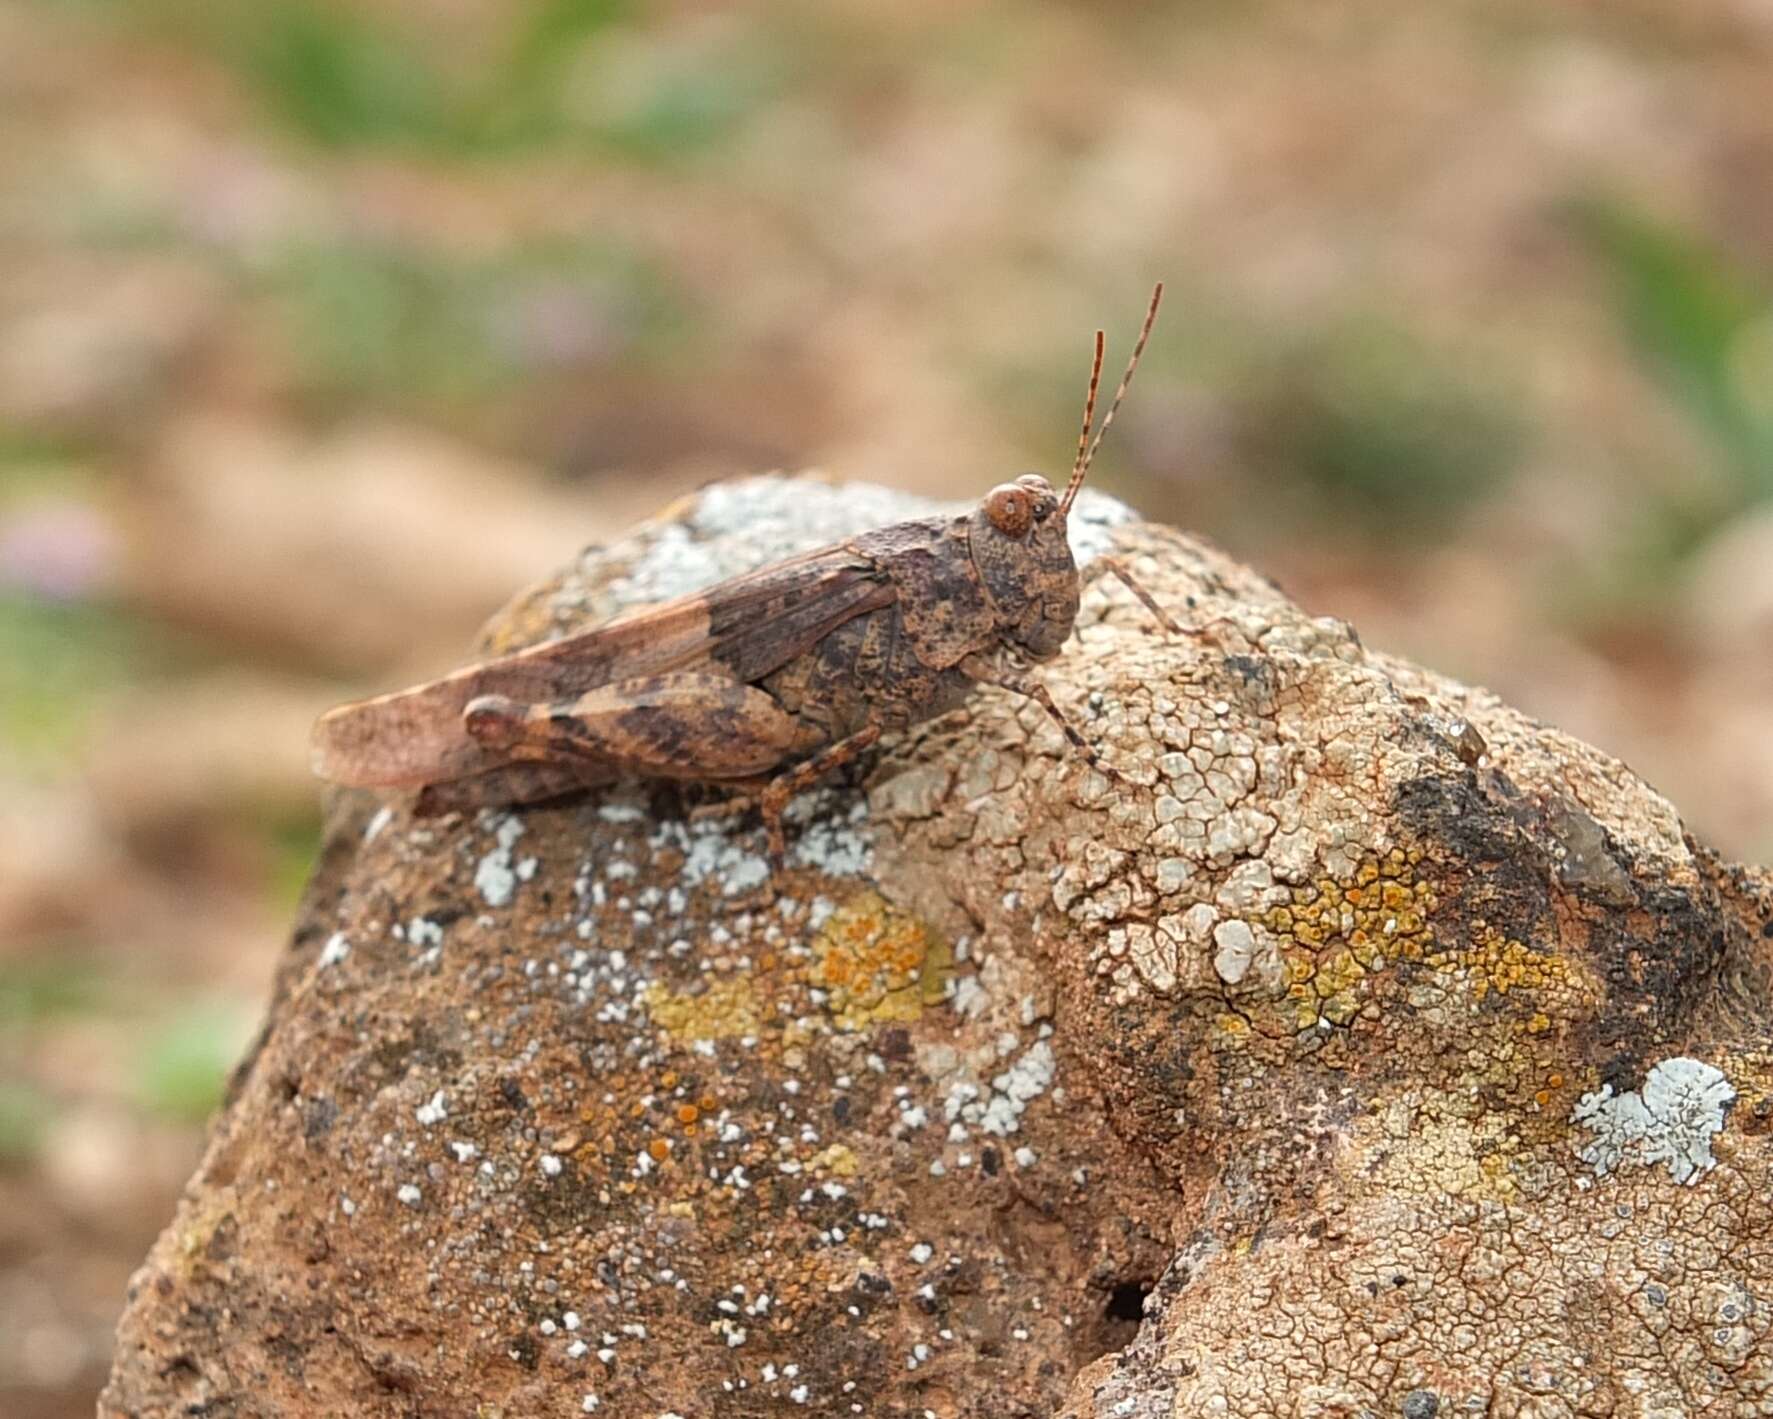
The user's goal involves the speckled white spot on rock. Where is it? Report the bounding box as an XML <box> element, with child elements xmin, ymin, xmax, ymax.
<box><xmin>474</xmin><ymin>816</ymin><xmax>527</xmax><ymax>907</ymax></box>
<box><xmin>1572</xmin><ymin>1056</ymin><xmax>1735</xmax><ymax>1184</ymax></box>
<box><xmin>979</xmin><ymin>1040</ymin><xmax>1056</xmax><ymax>1136</ymax></box>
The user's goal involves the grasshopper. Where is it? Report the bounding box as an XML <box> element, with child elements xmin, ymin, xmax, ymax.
<box><xmin>311</xmin><ymin>285</ymin><xmax>1177</xmax><ymax>858</ymax></box>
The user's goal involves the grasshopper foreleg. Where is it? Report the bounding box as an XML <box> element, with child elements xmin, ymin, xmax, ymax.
<box><xmin>960</xmin><ymin>655</ymin><xmax>1126</xmax><ymax>785</ymax></box>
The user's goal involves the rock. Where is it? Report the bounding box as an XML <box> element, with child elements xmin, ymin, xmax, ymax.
<box><xmin>101</xmin><ymin>476</ymin><xmax>1773</xmax><ymax>1418</ymax></box>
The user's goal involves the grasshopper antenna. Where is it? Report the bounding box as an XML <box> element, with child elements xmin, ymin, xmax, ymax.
<box><xmin>1066</xmin><ymin>330</ymin><xmax>1106</xmax><ymax>511</ymax></box>
<box><xmin>1061</xmin><ymin>281</ymin><xmax>1164</xmax><ymax>515</ymax></box>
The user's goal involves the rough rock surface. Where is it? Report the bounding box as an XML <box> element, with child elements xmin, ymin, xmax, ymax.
<box><xmin>102</xmin><ymin>477</ymin><xmax>1773</xmax><ymax>1418</ymax></box>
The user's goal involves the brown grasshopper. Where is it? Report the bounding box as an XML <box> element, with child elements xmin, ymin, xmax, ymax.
<box><xmin>311</xmin><ymin>285</ymin><xmax>1177</xmax><ymax>858</ymax></box>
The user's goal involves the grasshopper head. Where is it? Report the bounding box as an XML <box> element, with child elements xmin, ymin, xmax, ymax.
<box><xmin>968</xmin><ymin>473</ymin><xmax>1080</xmax><ymax>661</ymax></box>
<box><xmin>965</xmin><ymin>282</ymin><xmax>1164</xmax><ymax>664</ymax></box>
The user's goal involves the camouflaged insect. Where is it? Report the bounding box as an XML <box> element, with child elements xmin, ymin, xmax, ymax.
<box><xmin>312</xmin><ymin>286</ymin><xmax>1173</xmax><ymax>857</ymax></box>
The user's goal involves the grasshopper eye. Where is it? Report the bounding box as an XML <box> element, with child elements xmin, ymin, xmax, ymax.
<box><xmin>1013</xmin><ymin>473</ymin><xmax>1057</xmax><ymax>521</ymax></box>
<box><xmin>984</xmin><ymin>484</ymin><xmax>1033</xmax><ymax>536</ymax></box>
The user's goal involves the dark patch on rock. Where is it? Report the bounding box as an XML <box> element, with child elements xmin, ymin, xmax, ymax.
<box><xmin>302</xmin><ymin>1095</ymin><xmax>338</xmax><ymax>1140</ymax></box>
<box><xmin>1544</xmin><ymin>797</ymin><xmax>1636</xmax><ymax>906</ymax></box>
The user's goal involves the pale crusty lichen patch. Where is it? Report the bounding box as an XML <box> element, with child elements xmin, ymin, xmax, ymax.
<box><xmin>1572</xmin><ymin>1055</ymin><xmax>1736</xmax><ymax>1184</ymax></box>
<box><xmin>869</xmin><ymin>524</ymin><xmax>1767</xmax><ymax>1418</ymax></box>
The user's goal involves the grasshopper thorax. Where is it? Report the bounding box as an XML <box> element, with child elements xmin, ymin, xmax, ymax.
<box><xmin>967</xmin><ymin>473</ymin><xmax>1080</xmax><ymax>662</ymax></box>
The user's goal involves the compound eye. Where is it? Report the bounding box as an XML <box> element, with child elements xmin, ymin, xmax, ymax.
<box><xmin>1013</xmin><ymin>473</ymin><xmax>1057</xmax><ymax>521</ymax></box>
<box><xmin>984</xmin><ymin>484</ymin><xmax>1033</xmax><ymax>536</ymax></box>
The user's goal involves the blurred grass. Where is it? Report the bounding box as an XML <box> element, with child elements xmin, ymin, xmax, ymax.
<box><xmin>0</xmin><ymin>954</ymin><xmax>110</xmax><ymax>1029</ymax></box>
<box><xmin>1578</xmin><ymin>199</ymin><xmax>1773</xmax><ymax>538</ymax></box>
<box><xmin>0</xmin><ymin>1080</ymin><xmax>54</xmax><ymax>1163</ymax></box>
<box><xmin>1226</xmin><ymin>316</ymin><xmax>1526</xmax><ymax>543</ymax></box>
<box><xmin>112</xmin><ymin>0</ymin><xmax>781</xmax><ymax>160</ymax></box>
<box><xmin>264</xmin><ymin>809</ymin><xmax>324</xmax><ymax>911</ymax></box>
<box><xmin>135</xmin><ymin>1002</ymin><xmax>252</xmax><ymax>1123</ymax></box>
<box><xmin>1578</xmin><ymin>200</ymin><xmax>1773</xmax><ymax>501</ymax></box>
<box><xmin>0</xmin><ymin>953</ymin><xmax>249</xmax><ymax>1144</ymax></box>
<box><xmin>0</xmin><ymin>597</ymin><xmax>160</xmax><ymax>769</ymax></box>
<box><xmin>0</xmin><ymin>956</ymin><xmax>108</xmax><ymax>1164</ymax></box>
<box><xmin>252</xmin><ymin>235</ymin><xmax>682</xmax><ymax>408</ymax></box>
<box><xmin>1562</xmin><ymin>199</ymin><xmax>1773</xmax><ymax>623</ymax></box>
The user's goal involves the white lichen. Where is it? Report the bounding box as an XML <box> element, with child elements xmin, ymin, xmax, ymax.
<box><xmin>1211</xmin><ymin>919</ymin><xmax>1256</xmax><ymax>986</ymax></box>
<box><xmin>475</xmin><ymin>816</ymin><xmax>527</xmax><ymax>907</ymax></box>
<box><xmin>1572</xmin><ymin>1056</ymin><xmax>1736</xmax><ymax>1185</ymax></box>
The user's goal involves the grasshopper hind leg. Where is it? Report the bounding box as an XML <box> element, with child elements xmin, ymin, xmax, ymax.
<box><xmin>456</xmin><ymin>677</ymin><xmax>884</xmax><ymax>865</ymax></box>
<box><xmin>756</xmin><ymin>725</ymin><xmax>882</xmax><ymax>864</ymax></box>
<box><xmin>462</xmin><ymin>674</ymin><xmax>814</xmax><ymax>780</ymax></box>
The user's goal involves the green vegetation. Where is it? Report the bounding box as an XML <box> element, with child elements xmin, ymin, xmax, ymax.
<box><xmin>249</xmin><ymin>235</ymin><xmax>679</xmax><ymax>406</ymax></box>
<box><xmin>264</xmin><ymin>807</ymin><xmax>324</xmax><ymax>911</ymax></box>
<box><xmin>0</xmin><ymin>1081</ymin><xmax>53</xmax><ymax>1164</ymax></box>
<box><xmin>0</xmin><ymin>596</ymin><xmax>157</xmax><ymax>768</ymax></box>
<box><xmin>1577</xmin><ymin>199</ymin><xmax>1773</xmax><ymax>540</ymax></box>
<box><xmin>0</xmin><ymin>955</ymin><xmax>109</xmax><ymax>1165</ymax></box>
<box><xmin>136</xmin><ymin>1002</ymin><xmax>254</xmax><ymax>1124</ymax></box>
<box><xmin>0</xmin><ymin>953</ymin><xmax>110</xmax><ymax>1029</ymax></box>
<box><xmin>1239</xmin><ymin>316</ymin><xmax>1525</xmax><ymax>539</ymax></box>
<box><xmin>122</xmin><ymin>0</ymin><xmax>779</xmax><ymax>159</ymax></box>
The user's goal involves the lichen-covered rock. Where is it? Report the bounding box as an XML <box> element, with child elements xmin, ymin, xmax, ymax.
<box><xmin>101</xmin><ymin>477</ymin><xmax>1773</xmax><ymax>1419</ymax></box>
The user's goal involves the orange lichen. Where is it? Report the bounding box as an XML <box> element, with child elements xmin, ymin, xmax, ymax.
<box><xmin>811</xmin><ymin>891</ymin><xmax>951</xmax><ymax>1030</ymax></box>
<box><xmin>1264</xmin><ymin>852</ymin><xmax>1439</xmax><ymax>1030</ymax></box>
<box><xmin>1429</xmin><ymin>920</ymin><xmax>1568</xmax><ymax>1002</ymax></box>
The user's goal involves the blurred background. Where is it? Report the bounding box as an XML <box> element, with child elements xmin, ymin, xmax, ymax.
<box><xmin>1</xmin><ymin>0</ymin><xmax>1770</xmax><ymax>1412</ymax></box>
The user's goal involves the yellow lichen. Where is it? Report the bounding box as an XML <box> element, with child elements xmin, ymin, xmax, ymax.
<box><xmin>811</xmin><ymin>891</ymin><xmax>950</xmax><ymax>1030</ymax></box>
<box><xmin>1429</xmin><ymin>920</ymin><xmax>1568</xmax><ymax>1002</ymax></box>
<box><xmin>644</xmin><ymin>975</ymin><xmax>763</xmax><ymax>1041</ymax></box>
<box><xmin>810</xmin><ymin>1143</ymin><xmax>859</xmax><ymax>1176</ymax></box>
<box><xmin>1363</xmin><ymin>1103</ymin><xmax>1523</xmax><ymax>1204</ymax></box>
<box><xmin>1260</xmin><ymin>854</ymin><xmax>1439</xmax><ymax>1030</ymax></box>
